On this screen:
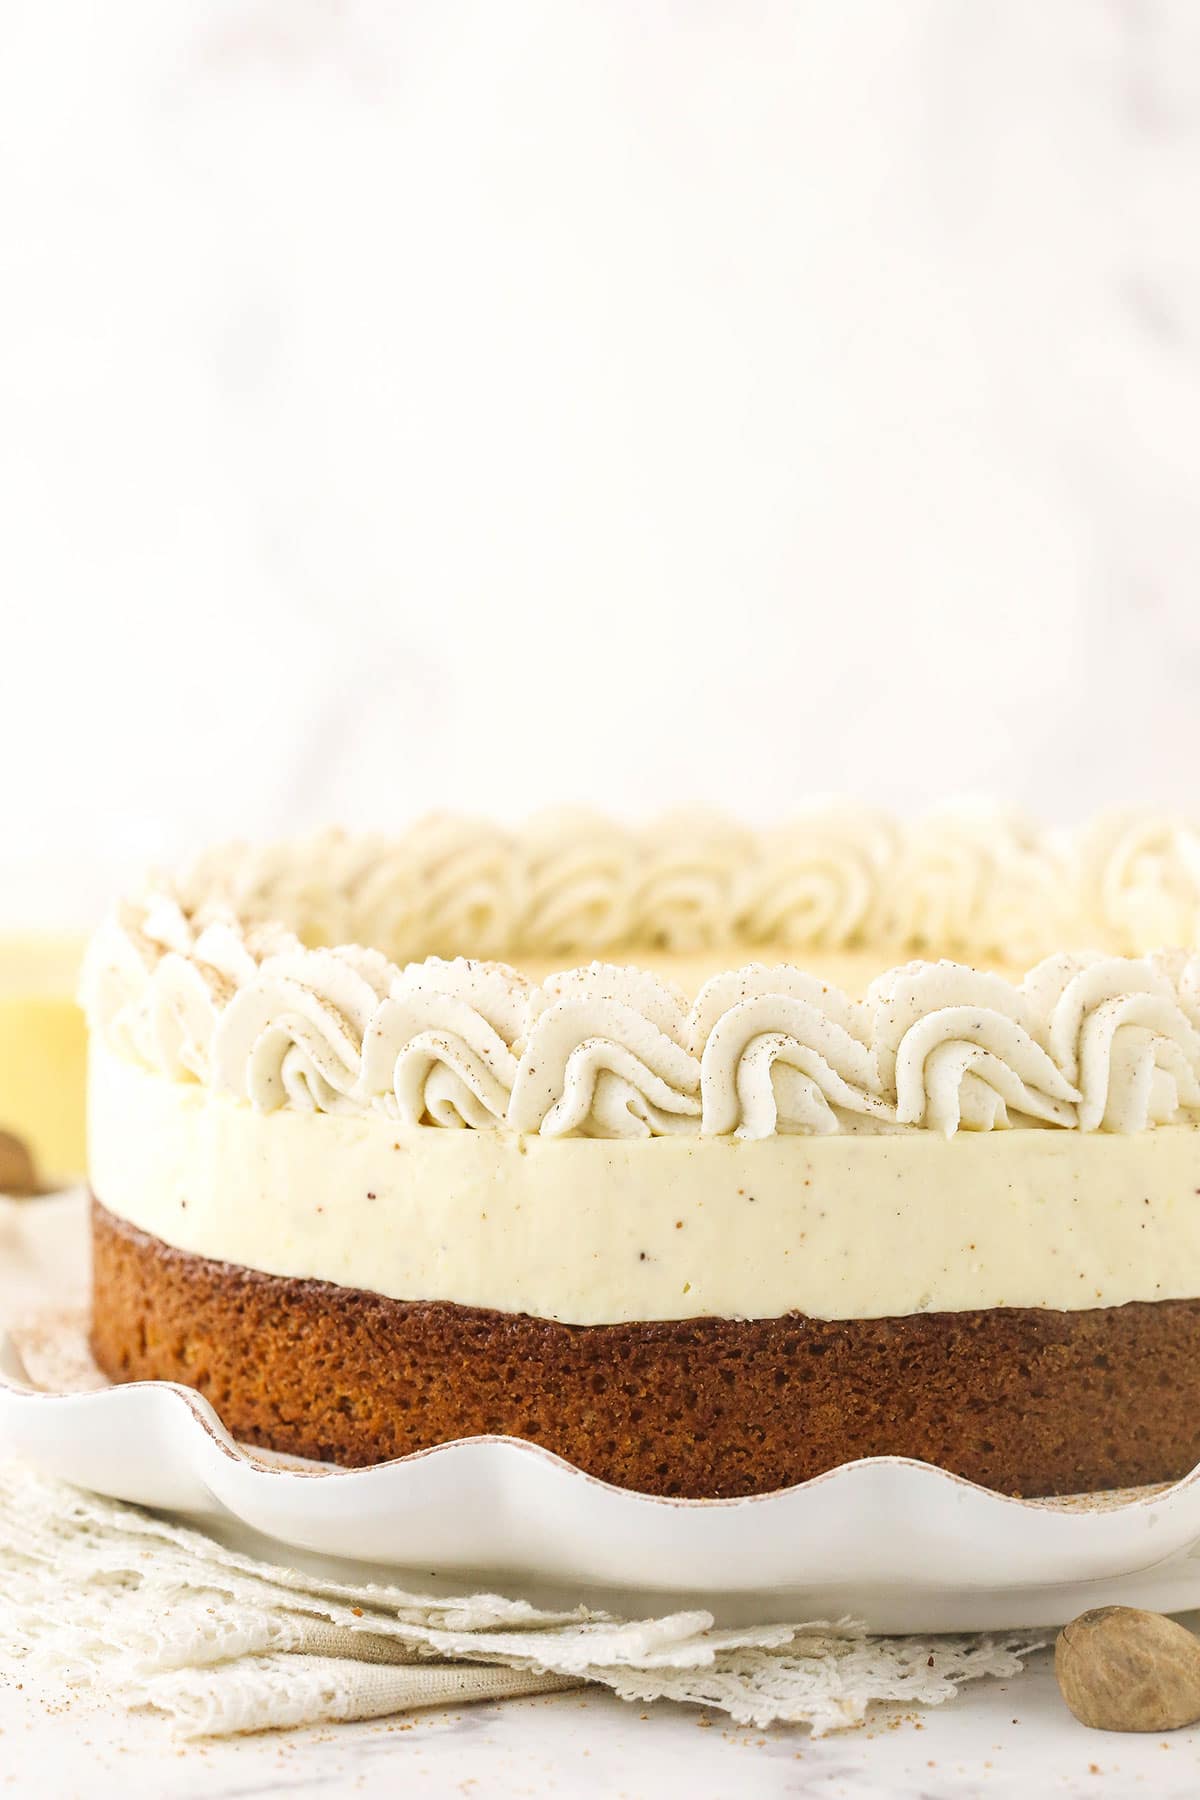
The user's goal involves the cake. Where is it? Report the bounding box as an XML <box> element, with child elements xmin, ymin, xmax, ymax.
<box><xmin>81</xmin><ymin>806</ymin><xmax>1200</xmax><ymax>1499</ymax></box>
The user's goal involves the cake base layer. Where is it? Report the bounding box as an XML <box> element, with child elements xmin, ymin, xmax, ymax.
<box><xmin>90</xmin><ymin>1198</ymin><xmax>1200</xmax><ymax>1499</ymax></box>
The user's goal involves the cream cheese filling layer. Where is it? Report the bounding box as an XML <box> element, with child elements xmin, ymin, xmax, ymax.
<box><xmin>90</xmin><ymin>1042</ymin><xmax>1200</xmax><ymax>1325</ymax></box>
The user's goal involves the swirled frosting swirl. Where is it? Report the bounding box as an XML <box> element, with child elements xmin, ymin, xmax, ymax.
<box><xmin>509</xmin><ymin>964</ymin><xmax>701</xmax><ymax>1138</ymax></box>
<box><xmin>870</xmin><ymin>806</ymin><xmax>1072</xmax><ymax>965</ymax></box>
<box><xmin>866</xmin><ymin>961</ymin><xmax>1079</xmax><ymax>1135</ymax></box>
<box><xmin>630</xmin><ymin>811</ymin><xmax>754</xmax><ymax>954</ymax></box>
<box><xmin>1024</xmin><ymin>953</ymin><xmax>1200</xmax><ymax>1133</ymax></box>
<box><xmin>691</xmin><ymin>966</ymin><xmax>891</xmax><ymax>1137</ymax></box>
<box><xmin>1076</xmin><ymin>812</ymin><xmax>1200</xmax><ymax>953</ymax></box>
<box><xmin>515</xmin><ymin>810</ymin><xmax>638</xmax><ymax>956</ymax></box>
<box><xmin>360</xmin><ymin>956</ymin><xmax>528</xmax><ymax>1129</ymax></box>
<box><xmin>211</xmin><ymin>946</ymin><xmax>393</xmax><ymax>1113</ymax></box>
<box><xmin>734</xmin><ymin>807</ymin><xmax>896</xmax><ymax>950</ymax></box>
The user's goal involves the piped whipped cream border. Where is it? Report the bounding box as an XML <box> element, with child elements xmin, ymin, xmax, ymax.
<box><xmin>161</xmin><ymin>805</ymin><xmax>1200</xmax><ymax>967</ymax></box>
<box><xmin>81</xmin><ymin>810</ymin><xmax>1200</xmax><ymax>1141</ymax></box>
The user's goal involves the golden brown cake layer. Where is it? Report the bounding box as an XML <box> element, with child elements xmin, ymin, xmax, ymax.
<box><xmin>90</xmin><ymin>1197</ymin><xmax>1200</xmax><ymax>1500</ymax></box>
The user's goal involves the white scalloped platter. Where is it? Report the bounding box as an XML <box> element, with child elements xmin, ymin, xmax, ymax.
<box><xmin>6</xmin><ymin>1192</ymin><xmax>1200</xmax><ymax>1633</ymax></box>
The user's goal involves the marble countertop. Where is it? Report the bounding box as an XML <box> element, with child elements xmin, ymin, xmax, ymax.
<box><xmin>4</xmin><ymin>1637</ymin><xmax>1200</xmax><ymax>1797</ymax></box>
<box><xmin>5</xmin><ymin>2</ymin><xmax>1200</xmax><ymax>923</ymax></box>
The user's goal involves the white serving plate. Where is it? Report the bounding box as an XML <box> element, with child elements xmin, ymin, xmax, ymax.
<box><xmin>4</xmin><ymin>1192</ymin><xmax>1200</xmax><ymax>1632</ymax></box>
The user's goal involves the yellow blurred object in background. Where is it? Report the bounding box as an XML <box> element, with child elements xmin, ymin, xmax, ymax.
<box><xmin>0</xmin><ymin>934</ymin><xmax>88</xmax><ymax>1188</ymax></box>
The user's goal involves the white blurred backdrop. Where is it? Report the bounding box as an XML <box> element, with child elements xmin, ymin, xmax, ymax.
<box><xmin>3</xmin><ymin>0</ymin><xmax>1200</xmax><ymax>924</ymax></box>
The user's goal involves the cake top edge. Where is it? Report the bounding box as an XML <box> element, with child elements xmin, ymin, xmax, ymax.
<box><xmin>77</xmin><ymin>802</ymin><xmax>1200</xmax><ymax>1140</ymax></box>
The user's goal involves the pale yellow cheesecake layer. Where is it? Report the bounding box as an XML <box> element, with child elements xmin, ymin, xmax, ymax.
<box><xmin>90</xmin><ymin>1039</ymin><xmax>1200</xmax><ymax>1325</ymax></box>
<box><xmin>0</xmin><ymin>934</ymin><xmax>88</xmax><ymax>1183</ymax></box>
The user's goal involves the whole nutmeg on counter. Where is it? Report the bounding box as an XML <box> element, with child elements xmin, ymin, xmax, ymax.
<box><xmin>1055</xmin><ymin>1606</ymin><xmax>1200</xmax><ymax>1732</ymax></box>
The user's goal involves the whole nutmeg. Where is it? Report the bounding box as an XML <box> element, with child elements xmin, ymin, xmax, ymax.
<box><xmin>1055</xmin><ymin>1606</ymin><xmax>1200</xmax><ymax>1732</ymax></box>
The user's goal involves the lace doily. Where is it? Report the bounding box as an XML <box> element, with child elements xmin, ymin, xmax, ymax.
<box><xmin>0</xmin><ymin>1460</ymin><xmax>1043</xmax><ymax>1739</ymax></box>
